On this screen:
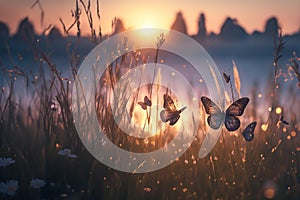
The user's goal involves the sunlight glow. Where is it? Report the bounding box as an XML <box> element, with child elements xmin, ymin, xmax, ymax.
<box><xmin>291</xmin><ymin>130</ymin><xmax>296</xmax><ymax>137</ymax></box>
<box><xmin>126</xmin><ymin>10</ymin><xmax>169</xmax><ymax>30</ymax></box>
<box><xmin>261</xmin><ymin>123</ymin><xmax>268</xmax><ymax>132</ymax></box>
<box><xmin>275</xmin><ymin>107</ymin><xmax>282</xmax><ymax>115</ymax></box>
<box><xmin>131</xmin><ymin>103</ymin><xmax>164</xmax><ymax>136</ymax></box>
<box><xmin>141</xmin><ymin>22</ymin><xmax>155</xmax><ymax>29</ymax></box>
<box><xmin>264</xmin><ymin>188</ymin><xmax>276</xmax><ymax>199</ymax></box>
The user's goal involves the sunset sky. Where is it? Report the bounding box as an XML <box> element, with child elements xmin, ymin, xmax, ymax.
<box><xmin>1</xmin><ymin>0</ymin><xmax>300</xmax><ymax>36</ymax></box>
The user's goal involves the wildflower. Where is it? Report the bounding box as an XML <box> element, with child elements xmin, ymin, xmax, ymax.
<box><xmin>0</xmin><ymin>157</ymin><xmax>15</xmax><ymax>167</ymax></box>
<box><xmin>0</xmin><ymin>180</ymin><xmax>19</xmax><ymax>196</ymax></box>
<box><xmin>30</xmin><ymin>179</ymin><xmax>46</xmax><ymax>189</ymax></box>
<box><xmin>57</xmin><ymin>148</ymin><xmax>77</xmax><ymax>158</ymax></box>
<box><xmin>49</xmin><ymin>101</ymin><xmax>59</xmax><ymax>111</ymax></box>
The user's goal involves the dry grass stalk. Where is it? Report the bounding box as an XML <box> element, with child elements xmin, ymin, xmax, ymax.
<box><xmin>232</xmin><ymin>60</ymin><xmax>241</xmax><ymax>99</ymax></box>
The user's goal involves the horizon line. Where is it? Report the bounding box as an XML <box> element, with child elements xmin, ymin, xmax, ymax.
<box><xmin>1</xmin><ymin>13</ymin><xmax>300</xmax><ymax>37</ymax></box>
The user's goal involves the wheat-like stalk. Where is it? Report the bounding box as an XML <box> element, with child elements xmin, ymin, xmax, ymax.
<box><xmin>232</xmin><ymin>60</ymin><xmax>241</xmax><ymax>99</ymax></box>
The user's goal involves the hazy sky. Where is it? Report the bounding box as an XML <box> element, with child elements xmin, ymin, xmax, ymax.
<box><xmin>1</xmin><ymin>0</ymin><xmax>300</xmax><ymax>36</ymax></box>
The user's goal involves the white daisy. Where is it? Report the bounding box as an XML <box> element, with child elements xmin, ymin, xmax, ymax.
<box><xmin>0</xmin><ymin>157</ymin><xmax>15</xmax><ymax>167</ymax></box>
<box><xmin>30</xmin><ymin>179</ymin><xmax>46</xmax><ymax>189</ymax></box>
<box><xmin>0</xmin><ymin>180</ymin><xmax>19</xmax><ymax>196</ymax></box>
<box><xmin>57</xmin><ymin>148</ymin><xmax>77</xmax><ymax>158</ymax></box>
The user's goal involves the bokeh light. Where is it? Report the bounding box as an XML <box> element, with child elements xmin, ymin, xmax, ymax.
<box><xmin>275</xmin><ymin>107</ymin><xmax>282</xmax><ymax>115</ymax></box>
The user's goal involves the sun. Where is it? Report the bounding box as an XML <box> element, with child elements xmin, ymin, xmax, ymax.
<box><xmin>134</xmin><ymin>20</ymin><xmax>163</xmax><ymax>29</ymax></box>
<box><xmin>126</xmin><ymin>11</ymin><xmax>169</xmax><ymax>30</ymax></box>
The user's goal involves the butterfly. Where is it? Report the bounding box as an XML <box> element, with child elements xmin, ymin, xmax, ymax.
<box><xmin>279</xmin><ymin>115</ymin><xmax>289</xmax><ymax>125</ymax></box>
<box><xmin>201</xmin><ymin>96</ymin><xmax>249</xmax><ymax>131</ymax></box>
<box><xmin>138</xmin><ymin>96</ymin><xmax>152</xmax><ymax>110</ymax></box>
<box><xmin>242</xmin><ymin>122</ymin><xmax>257</xmax><ymax>141</ymax></box>
<box><xmin>160</xmin><ymin>94</ymin><xmax>186</xmax><ymax>126</ymax></box>
<box><xmin>222</xmin><ymin>72</ymin><xmax>231</xmax><ymax>83</ymax></box>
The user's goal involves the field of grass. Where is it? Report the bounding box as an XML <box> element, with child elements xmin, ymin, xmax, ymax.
<box><xmin>1</xmin><ymin>33</ymin><xmax>299</xmax><ymax>200</ymax></box>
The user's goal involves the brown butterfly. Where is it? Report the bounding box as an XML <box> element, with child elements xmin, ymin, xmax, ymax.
<box><xmin>279</xmin><ymin>115</ymin><xmax>289</xmax><ymax>125</ymax></box>
<box><xmin>242</xmin><ymin>122</ymin><xmax>257</xmax><ymax>141</ymax></box>
<box><xmin>138</xmin><ymin>96</ymin><xmax>152</xmax><ymax>110</ymax></box>
<box><xmin>160</xmin><ymin>94</ymin><xmax>186</xmax><ymax>126</ymax></box>
<box><xmin>222</xmin><ymin>72</ymin><xmax>231</xmax><ymax>83</ymax></box>
<box><xmin>201</xmin><ymin>96</ymin><xmax>249</xmax><ymax>131</ymax></box>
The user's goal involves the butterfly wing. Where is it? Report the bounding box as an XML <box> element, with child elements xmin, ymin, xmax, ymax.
<box><xmin>179</xmin><ymin>106</ymin><xmax>187</xmax><ymax>113</ymax></box>
<box><xmin>163</xmin><ymin>94</ymin><xmax>177</xmax><ymax>111</ymax></box>
<box><xmin>280</xmin><ymin>115</ymin><xmax>289</xmax><ymax>125</ymax></box>
<box><xmin>138</xmin><ymin>102</ymin><xmax>147</xmax><ymax>110</ymax></box>
<box><xmin>201</xmin><ymin>96</ymin><xmax>222</xmax><ymax>115</ymax></box>
<box><xmin>144</xmin><ymin>96</ymin><xmax>152</xmax><ymax>106</ymax></box>
<box><xmin>207</xmin><ymin>114</ymin><xmax>223</xmax><ymax>130</ymax></box>
<box><xmin>224</xmin><ymin>97</ymin><xmax>249</xmax><ymax>131</ymax></box>
<box><xmin>201</xmin><ymin>96</ymin><xmax>223</xmax><ymax>129</ymax></box>
<box><xmin>222</xmin><ymin>72</ymin><xmax>230</xmax><ymax>83</ymax></box>
<box><xmin>226</xmin><ymin>97</ymin><xmax>249</xmax><ymax>116</ymax></box>
<box><xmin>242</xmin><ymin>122</ymin><xmax>257</xmax><ymax>141</ymax></box>
<box><xmin>161</xmin><ymin>94</ymin><xmax>186</xmax><ymax>126</ymax></box>
<box><xmin>169</xmin><ymin>114</ymin><xmax>180</xmax><ymax>126</ymax></box>
<box><xmin>160</xmin><ymin>110</ymin><xmax>180</xmax><ymax>125</ymax></box>
<box><xmin>225</xmin><ymin>115</ymin><xmax>240</xmax><ymax>131</ymax></box>
<box><xmin>169</xmin><ymin>107</ymin><xmax>187</xmax><ymax>126</ymax></box>
<box><xmin>282</xmin><ymin>120</ymin><xmax>289</xmax><ymax>125</ymax></box>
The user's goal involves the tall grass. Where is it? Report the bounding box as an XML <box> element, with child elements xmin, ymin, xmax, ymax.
<box><xmin>1</xmin><ymin>35</ymin><xmax>299</xmax><ymax>200</ymax></box>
